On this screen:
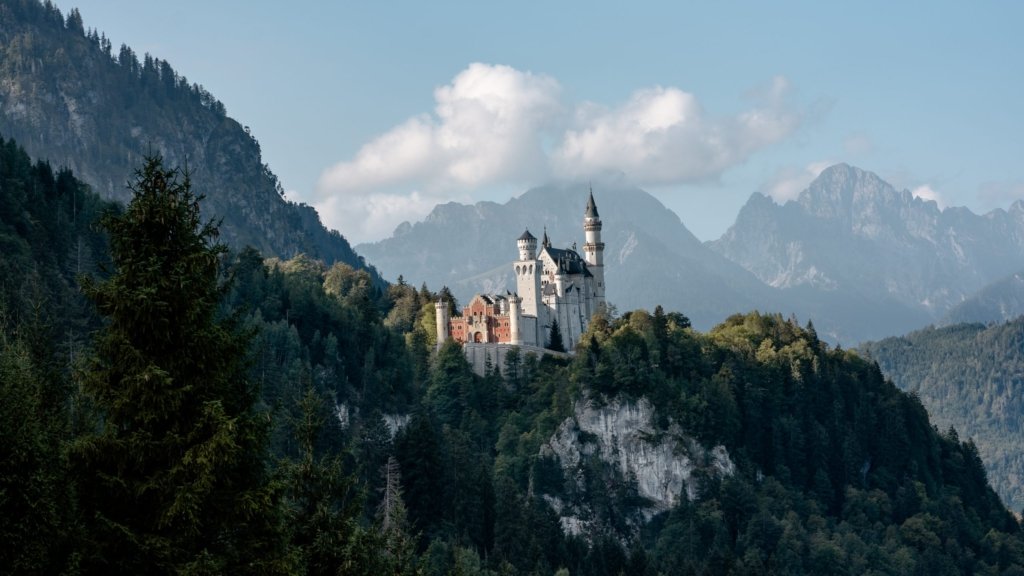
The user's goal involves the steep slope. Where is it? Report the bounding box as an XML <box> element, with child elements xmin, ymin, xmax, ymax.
<box><xmin>358</xmin><ymin>182</ymin><xmax>777</xmax><ymax>330</ymax></box>
<box><xmin>861</xmin><ymin>318</ymin><xmax>1024</xmax><ymax>512</ymax></box>
<box><xmin>711</xmin><ymin>164</ymin><xmax>1024</xmax><ymax>341</ymax></box>
<box><xmin>0</xmin><ymin>1</ymin><xmax>377</xmax><ymax>280</ymax></box>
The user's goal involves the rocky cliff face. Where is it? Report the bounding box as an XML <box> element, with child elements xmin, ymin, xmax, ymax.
<box><xmin>540</xmin><ymin>396</ymin><xmax>734</xmax><ymax>537</ymax></box>
<box><xmin>0</xmin><ymin>1</ymin><xmax>377</xmax><ymax>280</ymax></box>
<box><xmin>711</xmin><ymin>164</ymin><xmax>1024</xmax><ymax>341</ymax></box>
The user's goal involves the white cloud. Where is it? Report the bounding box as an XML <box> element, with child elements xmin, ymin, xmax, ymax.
<box><xmin>911</xmin><ymin>184</ymin><xmax>945</xmax><ymax>208</ymax></box>
<box><xmin>319</xmin><ymin>63</ymin><xmax>560</xmax><ymax>194</ymax></box>
<box><xmin>315</xmin><ymin>189</ymin><xmax>450</xmax><ymax>246</ymax></box>
<box><xmin>316</xmin><ymin>64</ymin><xmax>804</xmax><ymax>243</ymax></box>
<box><xmin>553</xmin><ymin>76</ymin><xmax>800</xmax><ymax>183</ymax></box>
<box><xmin>762</xmin><ymin>161</ymin><xmax>833</xmax><ymax>203</ymax></box>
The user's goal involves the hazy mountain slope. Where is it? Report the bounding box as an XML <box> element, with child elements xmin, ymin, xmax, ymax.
<box><xmin>943</xmin><ymin>270</ymin><xmax>1024</xmax><ymax>325</ymax></box>
<box><xmin>358</xmin><ymin>182</ymin><xmax>777</xmax><ymax>330</ymax></box>
<box><xmin>0</xmin><ymin>0</ymin><xmax>377</xmax><ymax>280</ymax></box>
<box><xmin>711</xmin><ymin>163</ymin><xmax>1024</xmax><ymax>340</ymax></box>
<box><xmin>861</xmin><ymin>318</ymin><xmax>1024</xmax><ymax>511</ymax></box>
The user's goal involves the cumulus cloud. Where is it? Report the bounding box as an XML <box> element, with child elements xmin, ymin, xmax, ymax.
<box><xmin>316</xmin><ymin>64</ymin><xmax>803</xmax><ymax>243</ymax></box>
<box><xmin>762</xmin><ymin>161</ymin><xmax>833</xmax><ymax>203</ymax></box>
<box><xmin>552</xmin><ymin>78</ymin><xmax>799</xmax><ymax>184</ymax></box>
<box><xmin>320</xmin><ymin>63</ymin><xmax>560</xmax><ymax>195</ymax></box>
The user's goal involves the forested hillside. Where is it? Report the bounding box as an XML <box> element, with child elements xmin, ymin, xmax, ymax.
<box><xmin>0</xmin><ymin>133</ymin><xmax>115</xmax><ymax>363</ymax></box>
<box><xmin>4</xmin><ymin>147</ymin><xmax>1024</xmax><ymax>574</ymax></box>
<box><xmin>944</xmin><ymin>271</ymin><xmax>1024</xmax><ymax>326</ymax></box>
<box><xmin>862</xmin><ymin>319</ymin><xmax>1024</xmax><ymax>513</ymax></box>
<box><xmin>0</xmin><ymin>0</ymin><xmax>379</xmax><ymax>281</ymax></box>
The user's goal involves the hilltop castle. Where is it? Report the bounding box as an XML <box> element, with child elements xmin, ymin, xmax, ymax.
<box><xmin>436</xmin><ymin>190</ymin><xmax>606</xmax><ymax>354</ymax></box>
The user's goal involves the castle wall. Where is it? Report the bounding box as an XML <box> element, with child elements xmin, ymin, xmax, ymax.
<box><xmin>462</xmin><ymin>342</ymin><xmax>569</xmax><ymax>377</ymax></box>
<box><xmin>520</xmin><ymin>315</ymin><xmax>538</xmax><ymax>347</ymax></box>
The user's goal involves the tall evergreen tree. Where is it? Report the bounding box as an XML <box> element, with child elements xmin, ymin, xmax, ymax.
<box><xmin>282</xmin><ymin>387</ymin><xmax>365</xmax><ymax>576</ymax></box>
<box><xmin>547</xmin><ymin>318</ymin><xmax>565</xmax><ymax>353</ymax></box>
<box><xmin>71</xmin><ymin>156</ymin><xmax>289</xmax><ymax>574</ymax></box>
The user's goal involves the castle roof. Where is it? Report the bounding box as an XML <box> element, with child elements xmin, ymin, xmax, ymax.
<box><xmin>518</xmin><ymin>229</ymin><xmax>536</xmax><ymax>242</ymax></box>
<box><xmin>585</xmin><ymin>189</ymin><xmax>600</xmax><ymax>218</ymax></box>
<box><xmin>472</xmin><ymin>293</ymin><xmax>509</xmax><ymax>306</ymax></box>
<box><xmin>542</xmin><ymin>246</ymin><xmax>593</xmax><ymax>277</ymax></box>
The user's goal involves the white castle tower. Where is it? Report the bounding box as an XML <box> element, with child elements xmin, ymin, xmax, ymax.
<box><xmin>515</xmin><ymin>230</ymin><xmax>542</xmax><ymax>317</ymax></box>
<box><xmin>515</xmin><ymin>229</ymin><xmax>543</xmax><ymax>346</ymax></box>
<box><xmin>508</xmin><ymin>293</ymin><xmax>522</xmax><ymax>345</ymax></box>
<box><xmin>434</xmin><ymin>298</ymin><xmax>450</xmax><ymax>346</ymax></box>
<box><xmin>582</xmin><ymin>188</ymin><xmax>606</xmax><ymax>310</ymax></box>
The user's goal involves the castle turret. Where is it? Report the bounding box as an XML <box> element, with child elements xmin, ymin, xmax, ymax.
<box><xmin>515</xmin><ymin>229</ymin><xmax>542</xmax><ymax>321</ymax></box>
<box><xmin>517</xmin><ymin>229</ymin><xmax>537</xmax><ymax>261</ymax></box>
<box><xmin>583</xmin><ymin>189</ymin><xmax>606</xmax><ymax>308</ymax></box>
<box><xmin>508</xmin><ymin>293</ymin><xmax>522</xmax><ymax>345</ymax></box>
<box><xmin>434</xmin><ymin>298</ymin><xmax>450</xmax><ymax>347</ymax></box>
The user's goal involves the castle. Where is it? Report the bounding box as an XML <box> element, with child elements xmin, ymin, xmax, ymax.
<box><xmin>435</xmin><ymin>190</ymin><xmax>605</xmax><ymax>355</ymax></box>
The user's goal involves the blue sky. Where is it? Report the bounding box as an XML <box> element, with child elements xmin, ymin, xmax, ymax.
<box><xmin>54</xmin><ymin>1</ymin><xmax>1024</xmax><ymax>243</ymax></box>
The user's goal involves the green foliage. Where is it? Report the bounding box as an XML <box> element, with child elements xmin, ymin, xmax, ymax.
<box><xmin>547</xmin><ymin>318</ymin><xmax>565</xmax><ymax>352</ymax></box>
<box><xmin>0</xmin><ymin>134</ymin><xmax>114</xmax><ymax>363</ymax></box>
<box><xmin>71</xmin><ymin>156</ymin><xmax>290</xmax><ymax>573</ymax></box>
<box><xmin>0</xmin><ymin>330</ymin><xmax>77</xmax><ymax>574</ymax></box>
<box><xmin>862</xmin><ymin>319</ymin><xmax>1024</xmax><ymax>511</ymax></box>
<box><xmin>280</xmin><ymin>387</ymin><xmax>367</xmax><ymax>576</ymax></box>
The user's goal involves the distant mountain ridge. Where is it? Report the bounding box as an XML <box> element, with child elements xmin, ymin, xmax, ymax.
<box><xmin>711</xmin><ymin>164</ymin><xmax>1024</xmax><ymax>337</ymax></box>
<box><xmin>943</xmin><ymin>269</ymin><xmax>1024</xmax><ymax>325</ymax></box>
<box><xmin>358</xmin><ymin>182</ymin><xmax>777</xmax><ymax>331</ymax></box>
<box><xmin>0</xmin><ymin>0</ymin><xmax>379</xmax><ymax>281</ymax></box>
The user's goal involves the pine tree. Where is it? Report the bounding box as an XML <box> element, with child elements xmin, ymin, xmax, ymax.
<box><xmin>547</xmin><ymin>318</ymin><xmax>565</xmax><ymax>352</ymax></box>
<box><xmin>0</xmin><ymin>328</ymin><xmax>76</xmax><ymax>574</ymax></box>
<box><xmin>376</xmin><ymin>456</ymin><xmax>418</xmax><ymax>575</ymax></box>
<box><xmin>282</xmin><ymin>387</ymin><xmax>365</xmax><ymax>576</ymax></box>
<box><xmin>71</xmin><ymin>156</ymin><xmax>289</xmax><ymax>574</ymax></box>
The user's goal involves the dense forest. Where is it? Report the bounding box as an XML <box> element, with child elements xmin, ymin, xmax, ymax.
<box><xmin>3</xmin><ymin>133</ymin><xmax>1024</xmax><ymax>574</ymax></box>
<box><xmin>862</xmin><ymin>319</ymin><xmax>1024</xmax><ymax>513</ymax></box>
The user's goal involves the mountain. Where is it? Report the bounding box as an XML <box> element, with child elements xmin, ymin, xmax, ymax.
<box><xmin>861</xmin><ymin>318</ymin><xmax>1024</xmax><ymax>512</ymax></box>
<box><xmin>943</xmin><ymin>269</ymin><xmax>1024</xmax><ymax>325</ymax></box>
<box><xmin>357</xmin><ymin>181</ymin><xmax>778</xmax><ymax>330</ymax></box>
<box><xmin>711</xmin><ymin>163</ymin><xmax>1024</xmax><ymax>341</ymax></box>
<box><xmin>0</xmin><ymin>0</ymin><xmax>378</xmax><ymax>281</ymax></box>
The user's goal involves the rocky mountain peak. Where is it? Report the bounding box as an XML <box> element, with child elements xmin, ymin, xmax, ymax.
<box><xmin>798</xmin><ymin>163</ymin><xmax>906</xmax><ymax>225</ymax></box>
<box><xmin>711</xmin><ymin>163</ymin><xmax>1024</xmax><ymax>341</ymax></box>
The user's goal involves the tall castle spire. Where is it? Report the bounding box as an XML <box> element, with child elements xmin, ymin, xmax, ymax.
<box><xmin>582</xmin><ymin>187</ymin><xmax>605</xmax><ymax>308</ymax></box>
